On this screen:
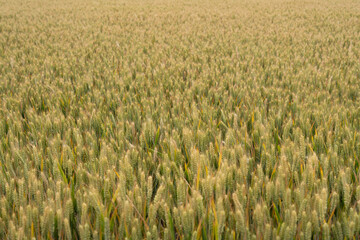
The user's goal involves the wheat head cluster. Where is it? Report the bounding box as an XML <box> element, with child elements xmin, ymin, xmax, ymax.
<box><xmin>0</xmin><ymin>0</ymin><xmax>359</xmax><ymax>239</ymax></box>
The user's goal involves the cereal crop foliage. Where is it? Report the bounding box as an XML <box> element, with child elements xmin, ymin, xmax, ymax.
<box><xmin>0</xmin><ymin>0</ymin><xmax>360</xmax><ymax>239</ymax></box>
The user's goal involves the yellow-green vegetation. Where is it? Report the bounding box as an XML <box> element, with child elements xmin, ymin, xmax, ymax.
<box><xmin>1</xmin><ymin>0</ymin><xmax>360</xmax><ymax>239</ymax></box>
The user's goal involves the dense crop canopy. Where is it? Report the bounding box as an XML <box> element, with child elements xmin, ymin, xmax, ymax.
<box><xmin>0</xmin><ymin>0</ymin><xmax>360</xmax><ymax>239</ymax></box>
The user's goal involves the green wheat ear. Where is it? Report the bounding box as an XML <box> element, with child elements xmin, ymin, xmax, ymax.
<box><xmin>322</xmin><ymin>222</ymin><xmax>330</xmax><ymax>240</ymax></box>
<box><xmin>104</xmin><ymin>217</ymin><xmax>111</xmax><ymax>240</ymax></box>
<box><xmin>64</xmin><ymin>218</ymin><xmax>71</xmax><ymax>240</ymax></box>
<box><xmin>305</xmin><ymin>222</ymin><xmax>312</xmax><ymax>240</ymax></box>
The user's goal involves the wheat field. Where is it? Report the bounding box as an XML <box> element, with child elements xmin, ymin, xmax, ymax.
<box><xmin>0</xmin><ymin>0</ymin><xmax>360</xmax><ymax>239</ymax></box>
